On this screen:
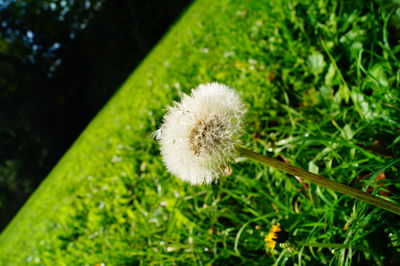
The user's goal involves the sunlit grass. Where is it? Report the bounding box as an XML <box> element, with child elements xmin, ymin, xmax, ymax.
<box><xmin>1</xmin><ymin>0</ymin><xmax>400</xmax><ymax>264</ymax></box>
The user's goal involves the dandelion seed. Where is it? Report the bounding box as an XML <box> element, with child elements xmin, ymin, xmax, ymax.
<box><xmin>154</xmin><ymin>82</ymin><xmax>400</xmax><ymax>216</ymax></box>
<box><xmin>155</xmin><ymin>82</ymin><xmax>246</xmax><ymax>185</ymax></box>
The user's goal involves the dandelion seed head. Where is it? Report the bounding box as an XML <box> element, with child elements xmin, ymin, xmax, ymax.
<box><xmin>155</xmin><ymin>82</ymin><xmax>246</xmax><ymax>185</ymax></box>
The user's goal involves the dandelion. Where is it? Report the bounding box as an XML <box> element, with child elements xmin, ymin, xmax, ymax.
<box><xmin>263</xmin><ymin>224</ymin><xmax>356</xmax><ymax>254</ymax></box>
<box><xmin>154</xmin><ymin>82</ymin><xmax>246</xmax><ymax>185</ymax></box>
<box><xmin>155</xmin><ymin>82</ymin><xmax>400</xmax><ymax>215</ymax></box>
<box><xmin>265</xmin><ymin>224</ymin><xmax>289</xmax><ymax>252</ymax></box>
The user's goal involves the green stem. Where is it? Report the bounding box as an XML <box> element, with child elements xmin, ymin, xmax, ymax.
<box><xmin>236</xmin><ymin>146</ymin><xmax>400</xmax><ymax>216</ymax></box>
<box><xmin>296</xmin><ymin>241</ymin><xmax>370</xmax><ymax>253</ymax></box>
<box><xmin>296</xmin><ymin>241</ymin><xmax>350</xmax><ymax>249</ymax></box>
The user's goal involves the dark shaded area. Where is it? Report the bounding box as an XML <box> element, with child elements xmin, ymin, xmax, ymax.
<box><xmin>0</xmin><ymin>0</ymin><xmax>192</xmax><ymax>231</ymax></box>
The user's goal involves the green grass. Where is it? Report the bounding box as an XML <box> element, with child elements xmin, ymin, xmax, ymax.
<box><xmin>1</xmin><ymin>0</ymin><xmax>400</xmax><ymax>264</ymax></box>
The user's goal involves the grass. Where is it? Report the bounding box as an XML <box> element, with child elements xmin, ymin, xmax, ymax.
<box><xmin>1</xmin><ymin>0</ymin><xmax>400</xmax><ymax>264</ymax></box>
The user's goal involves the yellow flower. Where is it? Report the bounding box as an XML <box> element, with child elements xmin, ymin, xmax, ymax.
<box><xmin>265</xmin><ymin>224</ymin><xmax>289</xmax><ymax>253</ymax></box>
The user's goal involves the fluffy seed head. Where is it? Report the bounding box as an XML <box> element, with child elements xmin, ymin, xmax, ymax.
<box><xmin>155</xmin><ymin>82</ymin><xmax>246</xmax><ymax>185</ymax></box>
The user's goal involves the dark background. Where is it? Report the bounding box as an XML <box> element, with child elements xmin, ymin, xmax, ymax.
<box><xmin>0</xmin><ymin>0</ymin><xmax>192</xmax><ymax>231</ymax></box>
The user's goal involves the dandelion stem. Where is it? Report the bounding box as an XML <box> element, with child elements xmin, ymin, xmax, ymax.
<box><xmin>236</xmin><ymin>146</ymin><xmax>400</xmax><ymax>216</ymax></box>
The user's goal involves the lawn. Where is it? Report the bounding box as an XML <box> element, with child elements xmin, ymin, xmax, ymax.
<box><xmin>1</xmin><ymin>0</ymin><xmax>400</xmax><ymax>264</ymax></box>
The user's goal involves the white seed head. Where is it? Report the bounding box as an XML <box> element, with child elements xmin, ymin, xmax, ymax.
<box><xmin>155</xmin><ymin>82</ymin><xmax>246</xmax><ymax>185</ymax></box>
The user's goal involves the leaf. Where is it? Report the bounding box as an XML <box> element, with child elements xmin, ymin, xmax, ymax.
<box><xmin>308</xmin><ymin>52</ymin><xmax>326</xmax><ymax>77</ymax></box>
<box><xmin>368</xmin><ymin>63</ymin><xmax>389</xmax><ymax>88</ymax></box>
<box><xmin>308</xmin><ymin>161</ymin><xmax>319</xmax><ymax>174</ymax></box>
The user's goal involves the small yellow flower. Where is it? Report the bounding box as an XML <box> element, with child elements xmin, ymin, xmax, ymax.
<box><xmin>265</xmin><ymin>224</ymin><xmax>289</xmax><ymax>253</ymax></box>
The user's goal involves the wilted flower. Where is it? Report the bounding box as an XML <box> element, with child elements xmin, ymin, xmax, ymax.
<box><xmin>155</xmin><ymin>82</ymin><xmax>246</xmax><ymax>185</ymax></box>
